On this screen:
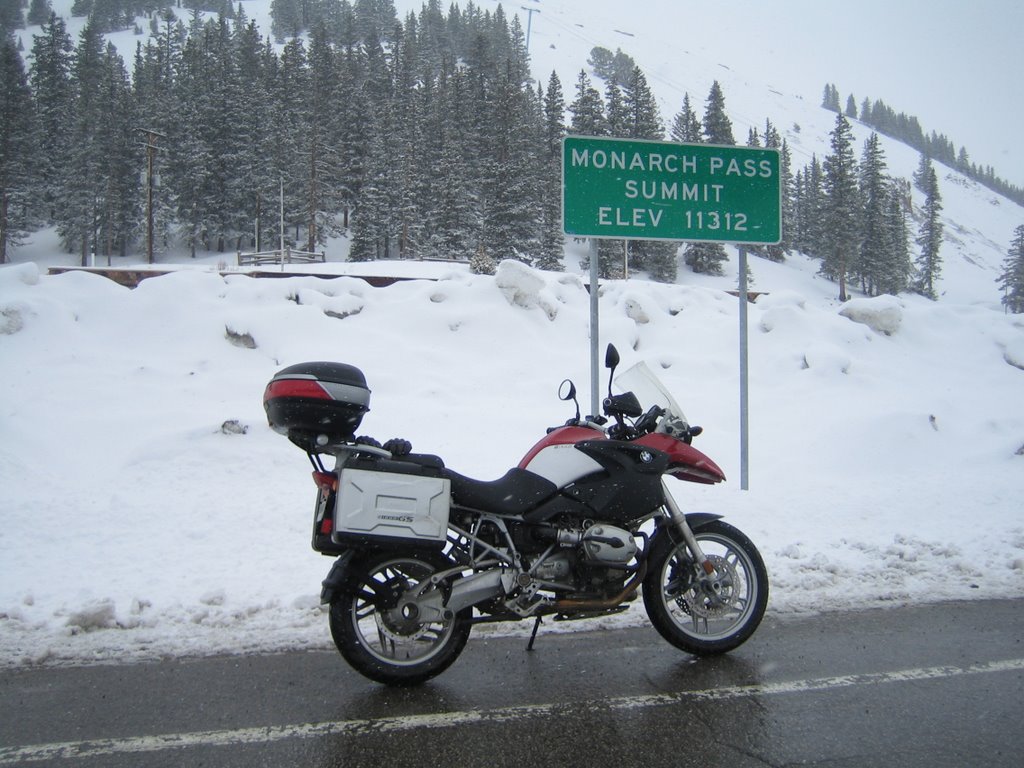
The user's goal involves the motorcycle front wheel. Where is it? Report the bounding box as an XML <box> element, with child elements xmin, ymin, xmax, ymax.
<box><xmin>329</xmin><ymin>550</ymin><xmax>472</xmax><ymax>686</ymax></box>
<box><xmin>643</xmin><ymin>520</ymin><xmax>768</xmax><ymax>656</ymax></box>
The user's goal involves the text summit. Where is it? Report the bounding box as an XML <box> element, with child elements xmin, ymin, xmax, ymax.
<box><xmin>570</xmin><ymin>146</ymin><xmax>774</xmax><ymax>228</ymax></box>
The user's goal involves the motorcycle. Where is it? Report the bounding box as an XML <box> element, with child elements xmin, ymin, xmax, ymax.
<box><xmin>263</xmin><ymin>344</ymin><xmax>768</xmax><ymax>685</ymax></box>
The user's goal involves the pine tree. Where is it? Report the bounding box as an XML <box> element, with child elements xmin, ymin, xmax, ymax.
<box><xmin>821</xmin><ymin>112</ymin><xmax>859</xmax><ymax>300</ymax></box>
<box><xmin>792</xmin><ymin>169</ymin><xmax>805</xmax><ymax>251</ymax></box>
<box><xmin>268</xmin><ymin>36</ymin><xmax>312</xmax><ymax>256</ymax></box>
<box><xmin>620</xmin><ymin>64</ymin><xmax>674</xmax><ymax>282</ymax></box>
<box><xmin>845</xmin><ymin>94</ymin><xmax>857</xmax><ymax>119</ymax></box>
<box><xmin>27</xmin><ymin>0</ymin><xmax>51</xmax><ymax>26</ymax></box>
<box><xmin>28</xmin><ymin>12</ymin><xmax>74</xmax><ymax>224</ymax></box>
<box><xmin>764</xmin><ymin>119</ymin><xmax>791</xmax><ymax>262</ymax></box>
<box><xmin>131</xmin><ymin>12</ymin><xmax>184</xmax><ymax>260</ymax></box>
<box><xmin>229</xmin><ymin>17</ymin><xmax>277</xmax><ymax>253</ymax></box>
<box><xmin>913</xmin><ymin>158</ymin><xmax>943</xmax><ymax>299</ymax></box>
<box><xmin>912</xmin><ymin>152</ymin><xmax>931</xmax><ymax>193</ymax></box>
<box><xmin>683</xmin><ymin>242</ymin><xmax>727</xmax><ymax>276</ymax></box>
<box><xmin>270</xmin><ymin>0</ymin><xmax>303</xmax><ymax>42</ymax></box>
<box><xmin>603</xmin><ymin>79</ymin><xmax>627</xmax><ymax>137</ymax></box>
<box><xmin>999</xmin><ymin>225</ymin><xmax>1024</xmax><ymax>313</ymax></box>
<box><xmin>305</xmin><ymin>22</ymin><xmax>343</xmax><ymax>252</ymax></box>
<box><xmin>702</xmin><ymin>80</ymin><xmax>734</xmax><ymax>145</ymax></box>
<box><xmin>856</xmin><ymin>132</ymin><xmax>888</xmax><ymax>295</ymax></box>
<box><xmin>794</xmin><ymin>154</ymin><xmax>827</xmax><ymax>259</ymax></box>
<box><xmin>0</xmin><ymin>0</ymin><xmax>24</xmax><ymax>34</ymax></box>
<box><xmin>59</xmin><ymin>20</ymin><xmax>111</xmax><ymax>264</ymax></box>
<box><xmin>95</xmin><ymin>41</ymin><xmax>138</xmax><ymax>261</ymax></box>
<box><xmin>348</xmin><ymin>25</ymin><xmax>404</xmax><ymax>261</ymax></box>
<box><xmin>669</xmin><ymin>93</ymin><xmax>701</xmax><ymax>144</ymax></box>
<box><xmin>568</xmin><ymin>70</ymin><xmax>606</xmax><ymax>135</ymax></box>
<box><xmin>684</xmin><ymin>81</ymin><xmax>733</xmax><ymax>275</ymax></box>
<box><xmin>390</xmin><ymin>18</ymin><xmax>425</xmax><ymax>259</ymax></box>
<box><xmin>168</xmin><ymin>17</ymin><xmax>235</xmax><ymax>257</ymax></box>
<box><xmin>422</xmin><ymin>62</ymin><xmax>478</xmax><ymax>261</ymax></box>
<box><xmin>0</xmin><ymin>39</ymin><xmax>36</xmax><ymax>263</ymax></box>
<box><xmin>622</xmin><ymin>65</ymin><xmax>661</xmax><ymax>140</ymax></box>
<box><xmin>200</xmin><ymin>16</ymin><xmax>249</xmax><ymax>252</ymax></box>
<box><xmin>536</xmin><ymin>70</ymin><xmax>565</xmax><ymax>271</ymax></box>
<box><xmin>480</xmin><ymin>61</ymin><xmax>543</xmax><ymax>264</ymax></box>
<box><xmin>877</xmin><ymin>178</ymin><xmax>912</xmax><ymax>295</ymax></box>
<box><xmin>821</xmin><ymin>83</ymin><xmax>840</xmax><ymax>112</ymax></box>
<box><xmin>348</xmin><ymin>116</ymin><xmax>391</xmax><ymax>261</ymax></box>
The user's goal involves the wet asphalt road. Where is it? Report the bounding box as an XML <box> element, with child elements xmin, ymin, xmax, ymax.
<box><xmin>1</xmin><ymin>598</ymin><xmax>1022</xmax><ymax>767</ymax></box>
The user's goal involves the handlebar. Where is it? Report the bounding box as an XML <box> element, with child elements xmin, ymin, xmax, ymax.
<box><xmin>606</xmin><ymin>397</ymin><xmax>702</xmax><ymax>444</ymax></box>
<box><xmin>633</xmin><ymin>404</ymin><xmax>665</xmax><ymax>435</ymax></box>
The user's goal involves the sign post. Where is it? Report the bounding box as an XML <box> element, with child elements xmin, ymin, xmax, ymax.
<box><xmin>562</xmin><ymin>136</ymin><xmax>782</xmax><ymax>488</ymax></box>
<box><xmin>738</xmin><ymin>246</ymin><xmax>750</xmax><ymax>490</ymax></box>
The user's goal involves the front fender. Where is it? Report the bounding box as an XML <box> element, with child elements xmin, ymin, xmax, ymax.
<box><xmin>320</xmin><ymin>549</ymin><xmax>358</xmax><ymax>604</ymax></box>
<box><xmin>650</xmin><ymin>512</ymin><xmax>724</xmax><ymax>547</ymax></box>
<box><xmin>683</xmin><ymin>512</ymin><xmax>723</xmax><ymax>530</ymax></box>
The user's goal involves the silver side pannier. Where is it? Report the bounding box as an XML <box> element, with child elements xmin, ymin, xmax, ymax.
<box><xmin>333</xmin><ymin>468</ymin><xmax>450</xmax><ymax>547</ymax></box>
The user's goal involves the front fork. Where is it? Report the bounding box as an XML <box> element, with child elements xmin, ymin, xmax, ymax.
<box><xmin>661</xmin><ymin>480</ymin><xmax>716</xmax><ymax>576</ymax></box>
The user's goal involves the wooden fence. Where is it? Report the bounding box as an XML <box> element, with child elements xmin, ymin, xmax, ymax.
<box><xmin>236</xmin><ymin>247</ymin><xmax>326</xmax><ymax>266</ymax></box>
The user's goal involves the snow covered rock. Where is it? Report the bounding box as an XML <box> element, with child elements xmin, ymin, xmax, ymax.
<box><xmin>0</xmin><ymin>305</ymin><xmax>26</xmax><ymax>335</ymax></box>
<box><xmin>494</xmin><ymin>259</ymin><xmax>559</xmax><ymax>320</ymax></box>
<box><xmin>838</xmin><ymin>295</ymin><xmax>903</xmax><ymax>335</ymax></box>
<box><xmin>0</xmin><ymin>262</ymin><xmax>41</xmax><ymax>288</ymax></box>
<box><xmin>624</xmin><ymin>296</ymin><xmax>650</xmax><ymax>324</ymax></box>
<box><xmin>1003</xmin><ymin>336</ymin><xmax>1024</xmax><ymax>371</ymax></box>
<box><xmin>755</xmin><ymin>289</ymin><xmax>806</xmax><ymax>311</ymax></box>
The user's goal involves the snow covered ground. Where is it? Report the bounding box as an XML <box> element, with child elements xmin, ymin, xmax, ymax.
<box><xmin>2</xmin><ymin>0</ymin><xmax>1023</xmax><ymax>667</ymax></box>
<box><xmin>1</xmin><ymin>242</ymin><xmax>1022</xmax><ymax>666</ymax></box>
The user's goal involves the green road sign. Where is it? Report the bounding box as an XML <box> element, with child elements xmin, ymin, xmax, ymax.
<box><xmin>562</xmin><ymin>135</ymin><xmax>782</xmax><ymax>244</ymax></box>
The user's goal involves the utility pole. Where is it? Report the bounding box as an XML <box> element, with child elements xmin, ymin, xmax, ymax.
<box><xmin>521</xmin><ymin>5</ymin><xmax>540</xmax><ymax>51</ymax></box>
<box><xmin>137</xmin><ymin>128</ymin><xmax>166</xmax><ymax>265</ymax></box>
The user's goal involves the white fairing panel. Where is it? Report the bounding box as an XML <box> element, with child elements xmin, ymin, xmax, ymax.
<box><xmin>523</xmin><ymin>444</ymin><xmax>603</xmax><ymax>489</ymax></box>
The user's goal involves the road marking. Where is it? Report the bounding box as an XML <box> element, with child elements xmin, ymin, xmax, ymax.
<box><xmin>3</xmin><ymin>657</ymin><xmax>1022</xmax><ymax>764</ymax></box>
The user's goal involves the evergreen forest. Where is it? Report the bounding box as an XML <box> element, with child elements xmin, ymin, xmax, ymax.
<box><xmin>1</xmin><ymin>0</ymin><xmax>1023</xmax><ymax>307</ymax></box>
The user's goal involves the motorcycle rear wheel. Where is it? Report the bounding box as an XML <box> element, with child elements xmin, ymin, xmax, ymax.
<box><xmin>329</xmin><ymin>550</ymin><xmax>472</xmax><ymax>686</ymax></box>
<box><xmin>643</xmin><ymin>520</ymin><xmax>768</xmax><ymax>655</ymax></box>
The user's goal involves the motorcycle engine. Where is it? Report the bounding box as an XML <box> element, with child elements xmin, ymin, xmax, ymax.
<box><xmin>579</xmin><ymin>524</ymin><xmax>638</xmax><ymax>566</ymax></box>
<box><xmin>532</xmin><ymin>552</ymin><xmax>573</xmax><ymax>581</ymax></box>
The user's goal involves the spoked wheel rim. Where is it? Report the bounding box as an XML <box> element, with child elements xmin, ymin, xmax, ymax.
<box><xmin>347</xmin><ymin>556</ymin><xmax>458</xmax><ymax>667</ymax></box>
<box><xmin>658</xmin><ymin>532</ymin><xmax>762</xmax><ymax>643</ymax></box>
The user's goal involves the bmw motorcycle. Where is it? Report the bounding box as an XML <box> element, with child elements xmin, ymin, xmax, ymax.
<box><xmin>263</xmin><ymin>344</ymin><xmax>768</xmax><ymax>685</ymax></box>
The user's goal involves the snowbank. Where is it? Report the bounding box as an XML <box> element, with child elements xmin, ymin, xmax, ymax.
<box><xmin>839</xmin><ymin>295</ymin><xmax>904</xmax><ymax>335</ymax></box>
<box><xmin>1</xmin><ymin>260</ymin><xmax>1022</xmax><ymax>667</ymax></box>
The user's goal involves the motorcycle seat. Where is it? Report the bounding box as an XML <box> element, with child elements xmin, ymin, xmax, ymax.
<box><xmin>394</xmin><ymin>453</ymin><xmax>446</xmax><ymax>471</ymax></box>
<box><xmin>443</xmin><ymin>468</ymin><xmax>557</xmax><ymax>516</ymax></box>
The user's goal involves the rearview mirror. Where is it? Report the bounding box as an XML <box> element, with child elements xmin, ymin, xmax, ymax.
<box><xmin>558</xmin><ymin>379</ymin><xmax>577</xmax><ymax>401</ymax></box>
<box><xmin>605</xmin><ymin>344</ymin><xmax>620</xmax><ymax>369</ymax></box>
<box><xmin>559</xmin><ymin>378</ymin><xmax>580</xmax><ymax>424</ymax></box>
<box><xmin>604</xmin><ymin>344</ymin><xmax>620</xmax><ymax>400</ymax></box>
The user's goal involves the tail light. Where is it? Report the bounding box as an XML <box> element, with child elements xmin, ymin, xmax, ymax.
<box><xmin>265</xmin><ymin>379</ymin><xmax>332</xmax><ymax>402</ymax></box>
<box><xmin>313</xmin><ymin>472</ymin><xmax>338</xmax><ymax>534</ymax></box>
<box><xmin>312</xmin><ymin>471</ymin><xmax>338</xmax><ymax>492</ymax></box>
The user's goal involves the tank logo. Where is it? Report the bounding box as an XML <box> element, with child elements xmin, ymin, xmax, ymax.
<box><xmin>640</xmin><ymin>450</ymin><xmax>654</xmax><ymax>463</ymax></box>
<box><xmin>379</xmin><ymin>514</ymin><xmax>415</xmax><ymax>524</ymax></box>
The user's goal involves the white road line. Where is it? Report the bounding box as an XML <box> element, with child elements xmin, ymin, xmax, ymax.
<box><xmin>2</xmin><ymin>657</ymin><xmax>1022</xmax><ymax>764</ymax></box>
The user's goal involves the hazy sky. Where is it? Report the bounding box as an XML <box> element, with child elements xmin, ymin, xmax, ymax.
<box><xmin>689</xmin><ymin>0</ymin><xmax>1024</xmax><ymax>187</ymax></box>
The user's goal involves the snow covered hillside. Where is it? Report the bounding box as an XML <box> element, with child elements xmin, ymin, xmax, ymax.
<box><xmin>2</xmin><ymin>1</ymin><xmax>1023</xmax><ymax>666</ymax></box>
<box><xmin>1</xmin><ymin>254</ymin><xmax>1022</xmax><ymax>666</ymax></box>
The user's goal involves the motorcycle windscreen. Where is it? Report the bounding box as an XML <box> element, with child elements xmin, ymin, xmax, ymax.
<box><xmin>614</xmin><ymin>361</ymin><xmax>688</xmax><ymax>424</ymax></box>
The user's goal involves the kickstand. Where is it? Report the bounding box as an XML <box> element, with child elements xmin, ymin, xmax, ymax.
<box><xmin>526</xmin><ymin>616</ymin><xmax>543</xmax><ymax>651</ymax></box>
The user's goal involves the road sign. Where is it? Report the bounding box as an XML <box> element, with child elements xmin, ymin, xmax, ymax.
<box><xmin>562</xmin><ymin>135</ymin><xmax>781</xmax><ymax>245</ymax></box>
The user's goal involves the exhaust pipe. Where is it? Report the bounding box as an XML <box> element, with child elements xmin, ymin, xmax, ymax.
<box><xmin>551</xmin><ymin>562</ymin><xmax>647</xmax><ymax>612</ymax></box>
